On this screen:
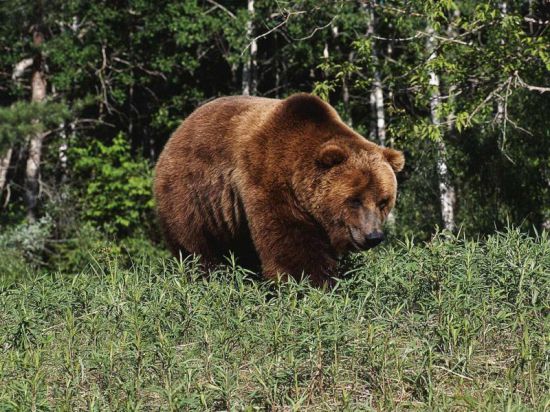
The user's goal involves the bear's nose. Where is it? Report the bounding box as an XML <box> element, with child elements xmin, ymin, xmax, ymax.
<box><xmin>364</xmin><ymin>231</ymin><xmax>384</xmax><ymax>248</ymax></box>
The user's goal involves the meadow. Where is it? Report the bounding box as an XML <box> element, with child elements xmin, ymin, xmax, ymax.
<box><xmin>2</xmin><ymin>1</ymin><xmax>549</xmax><ymax>410</ymax></box>
<box><xmin>1</xmin><ymin>229</ymin><xmax>548</xmax><ymax>411</ymax></box>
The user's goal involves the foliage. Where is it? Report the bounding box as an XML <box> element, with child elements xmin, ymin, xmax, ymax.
<box><xmin>313</xmin><ymin>0</ymin><xmax>550</xmax><ymax>235</ymax></box>
<box><xmin>0</xmin><ymin>0</ymin><xmax>548</xmax><ymax>238</ymax></box>
<box><xmin>0</xmin><ymin>216</ymin><xmax>53</xmax><ymax>285</ymax></box>
<box><xmin>70</xmin><ymin>133</ymin><xmax>154</xmax><ymax>237</ymax></box>
<box><xmin>0</xmin><ymin>101</ymin><xmax>69</xmax><ymax>152</ymax></box>
<box><xmin>0</xmin><ymin>229</ymin><xmax>548</xmax><ymax>409</ymax></box>
<box><xmin>46</xmin><ymin>223</ymin><xmax>169</xmax><ymax>274</ymax></box>
<box><xmin>0</xmin><ymin>215</ymin><xmax>53</xmax><ymax>262</ymax></box>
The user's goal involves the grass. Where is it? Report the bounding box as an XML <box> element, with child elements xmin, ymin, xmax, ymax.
<box><xmin>0</xmin><ymin>229</ymin><xmax>548</xmax><ymax>411</ymax></box>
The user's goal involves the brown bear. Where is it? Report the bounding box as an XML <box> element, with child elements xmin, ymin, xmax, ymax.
<box><xmin>154</xmin><ymin>93</ymin><xmax>404</xmax><ymax>287</ymax></box>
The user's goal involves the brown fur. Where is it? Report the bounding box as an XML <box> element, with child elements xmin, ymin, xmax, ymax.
<box><xmin>154</xmin><ymin>93</ymin><xmax>404</xmax><ymax>287</ymax></box>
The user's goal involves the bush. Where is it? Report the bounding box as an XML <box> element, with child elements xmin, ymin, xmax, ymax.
<box><xmin>0</xmin><ymin>216</ymin><xmax>53</xmax><ymax>285</ymax></box>
<box><xmin>70</xmin><ymin>133</ymin><xmax>154</xmax><ymax>237</ymax></box>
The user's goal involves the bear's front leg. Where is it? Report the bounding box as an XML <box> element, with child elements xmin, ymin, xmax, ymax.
<box><xmin>248</xmin><ymin>215</ymin><xmax>338</xmax><ymax>288</ymax></box>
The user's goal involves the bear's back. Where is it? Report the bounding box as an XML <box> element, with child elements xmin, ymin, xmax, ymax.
<box><xmin>153</xmin><ymin>95</ymin><xmax>279</xmax><ymax>258</ymax></box>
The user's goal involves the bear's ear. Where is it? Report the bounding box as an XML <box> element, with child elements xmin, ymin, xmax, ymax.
<box><xmin>317</xmin><ymin>143</ymin><xmax>349</xmax><ymax>168</ymax></box>
<box><xmin>383</xmin><ymin>148</ymin><xmax>405</xmax><ymax>172</ymax></box>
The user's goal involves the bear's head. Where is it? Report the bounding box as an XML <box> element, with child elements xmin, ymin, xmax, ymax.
<box><xmin>309</xmin><ymin>139</ymin><xmax>405</xmax><ymax>255</ymax></box>
<box><xmin>279</xmin><ymin>93</ymin><xmax>405</xmax><ymax>255</ymax></box>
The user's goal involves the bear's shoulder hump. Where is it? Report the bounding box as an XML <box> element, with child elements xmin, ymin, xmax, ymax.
<box><xmin>280</xmin><ymin>93</ymin><xmax>335</xmax><ymax>124</ymax></box>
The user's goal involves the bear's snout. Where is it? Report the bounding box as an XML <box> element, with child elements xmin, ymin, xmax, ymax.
<box><xmin>348</xmin><ymin>226</ymin><xmax>384</xmax><ymax>251</ymax></box>
<box><xmin>364</xmin><ymin>231</ymin><xmax>384</xmax><ymax>249</ymax></box>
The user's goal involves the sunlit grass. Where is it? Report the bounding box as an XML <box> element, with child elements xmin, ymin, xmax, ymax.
<box><xmin>0</xmin><ymin>229</ymin><xmax>548</xmax><ymax>410</ymax></box>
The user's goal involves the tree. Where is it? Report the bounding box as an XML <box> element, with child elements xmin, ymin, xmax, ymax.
<box><xmin>426</xmin><ymin>23</ymin><xmax>456</xmax><ymax>232</ymax></box>
<box><xmin>24</xmin><ymin>22</ymin><xmax>48</xmax><ymax>222</ymax></box>
<box><xmin>365</xmin><ymin>3</ymin><xmax>387</xmax><ymax>147</ymax></box>
<box><xmin>242</xmin><ymin>0</ymin><xmax>257</xmax><ymax>95</ymax></box>
<box><xmin>0</xmin><ymin>0</ymin><xmax>548</xmax><ymax>238</ymax></box>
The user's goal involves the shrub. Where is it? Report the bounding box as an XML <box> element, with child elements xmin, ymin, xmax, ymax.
<box><xmin>70</xmin><ymin>133</ymin><xmax>154</xmax><ymax>237</ymax></box>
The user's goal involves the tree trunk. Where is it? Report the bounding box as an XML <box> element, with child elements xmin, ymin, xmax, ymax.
<box><xmin>446</xmin><ymin>10</ymin><xmax>460</xmax><ymax>136</ymax></box>
<box><xmin>58</xmin><ymin>122</ymin><xmax>70</xmax><ymax>184</ymax></box>
<box><xmin>496</xmin><ymin>3</ymin><xmax>506</xmax><ymax>135</ymax></box>
<box><xmin>373</xmin><ymin>72</ymin><xmax>386</xmax><ymax>147</ymax></box>
<box><xmin>342</xmin><ymin>71</ymin><xmax>352</xmax><ymax>126</ymax></box>
<box><xmin>365</xmin><ymin>4</ymin><xmax>396</xmax><ymax>226</ymax></box>
<box><xmin>427</xmin><ymin>26</ymin><xmax>456</xmax><ymax>232</ymax></box>
<box><xmin>25</xmin><ymin>29</ymin><xmax>47</xmax><ymax>222</ymax></box>
<box><xmin>342</xmin><ymin>46</ymin><xmax>353</xmax><ymax>126</ymax></box>
<box><xmin>275</xmin><ymin>34</ymin><xmax>281</xmax><ymax>98</ymax></box>
<box><xmin>242</xmin><ymin>0</ymin><xmax>257</xmax><ymax>95</ymax></box>
<box><xmin>0</xmin><ymin>148</ymin><xmax>13</xmax><ymax>194</ymax></box>
<box><xmin>366</xmin><ymin>5</ymin><xmax>386</xmax><ymax>147</ymax></box>
<box><xmin>369</xmin><ymin>90</ymin><xmax>377</xmax><ymax>140</ymax></box>
<box><xmin>544</xmin><ymin>177</ymin><xmax>550</xmax><ymax>231</ymax></box>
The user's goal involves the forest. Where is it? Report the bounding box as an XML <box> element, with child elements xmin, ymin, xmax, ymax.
<box><xmin>1</xmin><ymin>0</ymin><xmax>549</xmax><ymax>247</ymax></box>
<box><xmin>0</xmin><ymin>0</ymin><xmax>549</xmax><ymax>410</ymax></box>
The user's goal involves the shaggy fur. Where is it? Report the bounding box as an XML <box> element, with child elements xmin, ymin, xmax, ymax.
<box><xmin>154</xmin><ymin>93</ymin><xmax>404</xmax><ymax>286</ymax></box>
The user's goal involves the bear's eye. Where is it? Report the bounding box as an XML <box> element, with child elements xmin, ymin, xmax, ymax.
<box><xmin>348</xmin><ymin>197</ymin><xmax>363</xmax><ymax>208</ymax></box>
<box><xmin>378</xmin><ymin>198</ymin><xmax>389</xmax><ymax>210</ymax></box>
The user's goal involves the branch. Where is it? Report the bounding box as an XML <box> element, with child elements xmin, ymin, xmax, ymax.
<box><xmin>205</xmin><ymin>0</ymin><xmax>236</xmax><ymax>19</ymax></box>
<box><xmin>371</xmin><ymin>2</ymin><xmax>424</xmax><ymax>18</ymax></box>
<box><xmin>371</xmin><ymin>31</ymin><xmax>470</xmax><ymax>46</ymax></box>
<box><xmin>2</xmin><ymin>184</ymin><xmax>11</xmax><ymax>208</ymax></box>
<box><xmin>241</xmin><ymin>2</ymin><xmax>342</xmax><ymax>55</ymax></box>
<box><xmin>292</xmin><ymin>15</ymin><xmax>337</xmax><ymax>41</ymax></box>
<box><xmin>423</xmin><ymin>31</ymin><xmax>470</xmax><ymax>46</ymax></box>
<box><xmin>467</xmin><ymin>79</ymin><xmax>510</xmax><ymax>124</ymax></box>
<box><xmin>112</xmin><ymin>57</ymin><xmax>167</xmax><ymax>80</ymax></box>
<box><xmin>515</xmin><ymin>74</ymin><xmax>550</xmax><ymax>93</ymax></box>
<box><xmin>241</xmin><ymin>10</ymin><xmax>306</xmax><ymax>55</ymax></box>
<box><xmin>12</xmin><ymin>58</ymin><xmax>33</xmax><ymax>80</ymax></box>
<box><xmin>371</xmin><ymin>33</ymin><xmax>421</xmax><ymax>42</ymax></box>
<box><xmin>95</xmin><ymin>45</ymin><xmax>114</xmax><ymax>115</ymax></box>
<box><xmin>524</xmin><ymin>16</ymin><xmax>550</xmax><ymax>26</ymax></box>
<box><xmin>41</xmin><ymin>118</ymin><xmax>116</xmax><ymax>139</ymax></box>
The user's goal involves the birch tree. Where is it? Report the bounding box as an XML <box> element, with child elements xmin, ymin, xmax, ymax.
<box><xmin>365</xmin><ymin>4</ymin><xmax>386</xmax><ymax>147</ymax></box>
<box><xmin>426</xmin><ymin>25</ymin><xmax>456</xmax><ymax>232</ymax></box>
<box><xmin>242</xmin><ymin>0</ymin><xmax>257</xmax><ymax>95</ymax></box>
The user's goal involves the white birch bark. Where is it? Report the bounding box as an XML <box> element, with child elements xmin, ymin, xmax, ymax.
<box><xmin>373</xmin><ymin>72</ymin><xmax>386</xmax><ymax>147</ymax></box>
<box><xmin>496</xmin><ymin>3</ymin><xmax>506</xmax><ymax>128</ymax></box>
<box><xmin>242</xmin><ymin>0</ymin><xmax>257</xmax><ymax>95</ymax></box>
<box><xmin>427</xmin><ymin>26</ymin><xmax>456</xmax><ymax>232</ymax></box>
<box><xmin>366</xmin><ymin>6</ymin><xmax>386</xmax><ymax>147</ymax></box>
<box><xmin>58</xmin><ymin>122</ymin><xmax>71</xmax><ymax>183</ymax></box>
<box><xmin>366</xmin><ymin>4</ymin><xmax>395</xmax><ymax>226</ymax></box>
<box><xmin>342</xmin><ymin>69</ymin><xmax>352</xmax><ymax>126</ymax></box>
<box><xmin>369</xmin><ymin>90</ymin><xmax>377</xmax><ymax>140</ymax></box>
<box><xmin>323</xmin><ymin>42</ymin><xmax>329</xmax><ymax>59</ymax></box>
